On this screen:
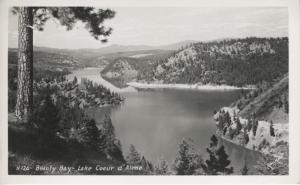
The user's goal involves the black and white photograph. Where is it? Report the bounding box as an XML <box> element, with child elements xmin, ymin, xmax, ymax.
<box><xmin>1</xmin><ymin>0</ymin><xmax>300</xmax><ymax>183</ymax></box>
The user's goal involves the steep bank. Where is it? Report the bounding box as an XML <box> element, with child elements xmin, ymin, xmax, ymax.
<box><xmin>213</xmin><ymin>75</ymin><xmax>289</xmax><ymax>174</ymax></box>
<box><xmin>214</xmin><ymin>107</ymin><xmax>288</xmax><ymax>157</ymax></box>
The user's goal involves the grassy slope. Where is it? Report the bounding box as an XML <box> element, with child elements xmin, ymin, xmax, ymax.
<box><xmin>238</xmin><ymin>75</ymin><xmax>288</xmax><ymax>123</ymax></box>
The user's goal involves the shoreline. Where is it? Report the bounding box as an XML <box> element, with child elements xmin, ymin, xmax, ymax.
<box><xmin>214</xmin><ymin>107</ymin><xmax>288</xmax><ymax>169</ymax></box>
<box><xmin>68</xmin><ymin>68</ymin><xmax>255</xmax><ymax>92</ymax></box>
<box><xmin>127</xmin><ymin>82</ymin><xmax>255</xmax><ymax>91</ymax></box>
<box><xmin>66</xmin><ymin>68</ymin><xmax>137</xmax><ymax>93</ymax></box>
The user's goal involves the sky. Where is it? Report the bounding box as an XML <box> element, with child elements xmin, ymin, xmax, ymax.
<box><xmin>8</xmin><ymin>7</ymin><xmax>288</xmax><ymax>49</ymax></box>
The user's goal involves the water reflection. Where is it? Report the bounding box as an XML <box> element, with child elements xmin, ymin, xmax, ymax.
<box><xmin>87</xmin><ymin>88</ymin><xmax>261</xmax><ymax>174</ymax></box>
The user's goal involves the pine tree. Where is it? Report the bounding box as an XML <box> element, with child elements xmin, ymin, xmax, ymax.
<box><xmin>174</xmin><ymin>139</ymin><xmax>191</xmax><ymax>175</ymax></box>
<box><xmin>13</xmin><ymin>7</ymin><xmax>115</xmax><ymax>122</ymax></box>
<box><xmin>140</xmin><ymin>156</ymin><xmax>153</xmax><ymax>172</ymax></box>
<box><xmin>244</xmin><ymin>132</ymin><xmax>250</xmax><ymax>144</ymax></box>
<box><xmin>236</xmin><ymin>117</ymin><xmax>242</xmax><ymax>134</ymax></box>
<box><xmin>72</xmin><ymin>76</ymin><xmax>78</xmax><ymax>85</ymax></box>
<box><xmin>240</xmin><ymin>163</ymin><xmax>249</xmax><ymax>175</ymax></box>
<box><xmin>224</xmin><ymin>111</ymin><xmax>232</xmax><ymax>127</ymax></box>
<box><xmin>216</xmin><ymin>146</ymin><xmax>234</xmax><ymax>174</ymax></box>
<box><xmin>202</xmin><ymin>144</ymin><xmax>219</xmax><ymax>174</ymax></box>
<box><xmin>102</xmin><ymin>114</ymin><xmax>116</xmax><ymax>144</ymax></box>
<box><xmin>31</xmin><ymin>93</ymin><xmax>60</xmax><ymax>133</ymax></box>
<box><xmin>79</xmin><ymin>117</ymin><xmax>100</xmax><ymax>148</ymax></box>
<box><xmin>228</xmin><ymin>127</ymin><xmax>235</xmax><ymax>139</ymax></box>
<box><xmin>210</xmin><ymin>135</ymin><xmax>218</xmax><ymax>148</ymax></box>
<box><xmin>155</xmin><ymin>158</ymin><xmax>169</xmax><ymax>175</ymax></box>
<box><xmin>126</xmin><ymin>145</ymin><xmax>141</xmax><ymax>165</ymax></box>
<box><xmin>15</xmin><ymin>7</ymin><xmax>34</xmax><ymax>123</ymax></box>
<box><xmin>246</xmin><ymin>120</ymin><xmax>252</xmax><ymax>132</ymax></box>
<box><xmin>252</xmin><ymin>120</ymin><xmax>259</xmax><ymax>136</ymax></box>
<box><xmin>217</xmin><ymin>113</ymin><xmax>225</xmax><ymax>130</ymax></box>
<box><xmin>174</xmin><ymin>138</ymin><xmax>203</xmax><ymax>175</ymax></box>
<box><xmin>270</xmin><ymin>121</ymin><xmax>275</xmax><ymax>137</ymax></box>
<box><xmin>202</xmin><ymin>135</ymin><xmax>234</xmax><ymax>175</ymax></box>
<box><xmin>141</xmin><ymin>156</ymin><xmax>148</xmax><ymax>169</ymax></box>
<box><xmin>147</xmin><ymin>161</ymin><xmax>154</xmax><ymax>172</ymax></box>
<box><xmin>101</xmin><ymin>115</ymin><xmax>124</xmax><ymax>161</ymax></box>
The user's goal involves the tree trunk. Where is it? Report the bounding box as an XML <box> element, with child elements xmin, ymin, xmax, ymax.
<box><xmin>15</xmin><ymin>7</ymin><xmax>33</xmax><ymax>122</ymax></box>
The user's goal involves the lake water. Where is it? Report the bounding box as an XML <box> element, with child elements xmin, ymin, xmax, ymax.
<box><xmin>70</xmin><ymin>68</ymin><xmax>262</xmax><ymax>174</ymax></box>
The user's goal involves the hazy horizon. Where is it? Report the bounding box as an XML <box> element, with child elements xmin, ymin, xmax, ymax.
<box><xmin>7</xmin><ymin>36</ymin><xmax>289</xmax><ymax>50</ymax></box>
<box><xmin>8</xmin><ymin>7</ymin><xmax>288</xmax><ymax>49</ymax></box>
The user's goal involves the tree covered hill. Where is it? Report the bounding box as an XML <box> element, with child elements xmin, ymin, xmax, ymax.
<box><xmin>143</xmin><ymin>37</ymin><xmax>288</xmax><ymax>87</ymax></box>
<box><xmin>214</xmin><ymin>74</ymin><xmax>289</xmax><ymax>175</ymax></box>
<box><xmin>10</xmin><ymin>46</ymin><xmax>174</xmax><ymax>69</ymax></box>
<box><xmin>100</xmin><ymin>52</ymin><xmax>173</xmax><ymax>88</ymax></box>
<box><xmin>8</xmin><ymin>48</ymin><xmax>84</xmax><ymax>71</ymax></box>
<box><xmin>235</xmin><ymin>74</ymin><xmax>288</xmax><ymax>123</ymax></box>
<box><xmin>88</xmin><ymin>49</ymin><xmax>174</xmax><ymax>68</ymax></box>
<box><xmin>8</xmin><ymin>67</ymin><xmax>127</xmax><ymax>175</ymax></box>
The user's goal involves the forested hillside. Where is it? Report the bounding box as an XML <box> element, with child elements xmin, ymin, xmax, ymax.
<box><xmin>101</xmin><ymin>58</ymin><xmax>142</xmax><ymax>87</ymax></box>
<box><xmin>8</xmin><ymin>49</ymin><xmax>84</xmax><ymax>70</ymax></box>
<box><xmin>32</xmin><ymin>44</ymin><xmax>178</xmax><ymax>68</ymax></box>
<box><xmin>8</xmin><ymin>48</ymin><xmax>129</xmax><ymax>174</ymax></box>
<box><xmin>234</xmin><ymin>75</ymin><xmax>288</xmax><ymax>122</ymax></box>
<box><xmin>214</xmin><ymin>75</ymin><xmax>289</xmax><ymax>175</ymax></box>
<box><xmin>144</xmin><ymin>37</ymin><xmax>288</xmax><ymax>87</ymax></box>
<box><xmin>100</xmin><ymin>52</ymin><xmax>172</xmax><ymax>87</ymax></box>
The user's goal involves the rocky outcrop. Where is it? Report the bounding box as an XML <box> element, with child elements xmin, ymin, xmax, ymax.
<box><xmin>214</xmin><ymin>75</ymin><xmax>289</xmax><ymax>174</ymax></box>
<box><xmin>214</xmin><ymin>107</ymin><xmax>288</xmax><ymax>158</ymax></box>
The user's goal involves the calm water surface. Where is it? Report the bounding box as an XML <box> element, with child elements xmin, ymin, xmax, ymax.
<box><xmin>71</xmin><ymin>68</ymin><xmax>261</xmax><ymax>173</ymax></box>
<box><xmin>89</xmin><ymin>89</ymin><xmax>261</xmax><ymax>173</ymax></box>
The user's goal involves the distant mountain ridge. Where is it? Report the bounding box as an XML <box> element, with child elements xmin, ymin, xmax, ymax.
<box><xmin>8</xmin><ymin>49</ymin><xmax>83</xmax><ymax>70</ymax></box>
<box><xmin>31</xmin><ymin>40</ymin><xmax>196</xmax><ymax>55</ymax></box>
<box><xmin>13</xmin><ymin>40</ymin><xmax>195</xmax><ymax>67</ymax></box>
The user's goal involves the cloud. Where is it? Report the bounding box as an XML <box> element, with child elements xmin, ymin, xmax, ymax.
<box><xmin>8</xmin><ymin>7</ymin><xmax>288</xmax><ymax>49</ymax></box>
